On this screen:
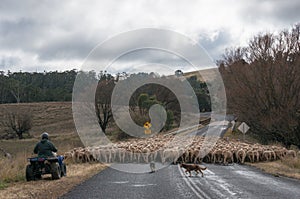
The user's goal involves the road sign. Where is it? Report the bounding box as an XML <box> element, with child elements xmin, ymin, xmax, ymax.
<box><xmin>144</xmin><ymin>122</ymin><xmax>152</xmax><ymax>135</ymax></box>
<box><xmin>238</xmin><ymin>122</ymin><xmax>250</xmax><ymax>134</ymax></box>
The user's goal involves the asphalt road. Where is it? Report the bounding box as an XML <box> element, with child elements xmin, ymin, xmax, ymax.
<box><xmin>60</xmin><ymin>163</ymin><xmax>300</xmax><ymax>199</ymax></box>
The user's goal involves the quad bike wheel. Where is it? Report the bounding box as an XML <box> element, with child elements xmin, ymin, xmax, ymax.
<box><xmin>51</xmin><ymin>163</ymin><xmax>61</xmax><ymax>180</ymax></box>
<box><xmin>26</xmin><ymin>165</ymin><xmax>34</xmax><ymax>181</ymax></box>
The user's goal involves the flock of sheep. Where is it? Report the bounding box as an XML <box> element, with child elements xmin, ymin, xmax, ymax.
<box><xmin>64</xmin><ymin>133</ymin><xmax>299</xmax><ymax>165</ymax></box>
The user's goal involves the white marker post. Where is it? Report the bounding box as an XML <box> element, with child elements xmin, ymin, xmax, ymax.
<box><xmin>231</xmin><ymin>121</ymin><xmax>236</xmax><ymax>131</ymax></box>
<box><xmin>238</xmin><ymin>122</ymin><xmax>250</xmax><ymax>141</ymax></box>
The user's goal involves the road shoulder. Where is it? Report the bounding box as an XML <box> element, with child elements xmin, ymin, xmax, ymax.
<box><xmin>0</xmin><ymin>163</ymin><xmax>107</xmax><ymax>199</ymax></box>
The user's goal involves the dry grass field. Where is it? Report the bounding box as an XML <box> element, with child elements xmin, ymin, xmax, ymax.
<box><xmin>0</xmin><ymin>102</ymin><xmax>76</xmax><ymax>137</ymax></box>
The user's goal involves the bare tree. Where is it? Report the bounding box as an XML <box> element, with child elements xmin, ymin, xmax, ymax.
<box><xmin>2</xmin><ymin>109</ymin><xmax>32</xmax><ymax>139</ymax></box>
<box><xmin>219</xmin><ymin>24</ymin><xmax>300</xmax><ymax>148</ymax></box>
<box><xmin>95</xmin><ymin>75</ymin><xmax>115</xmax><ymax>134</ymax></box>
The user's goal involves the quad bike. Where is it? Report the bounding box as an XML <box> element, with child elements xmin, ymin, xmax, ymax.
<box><xmin>26</xmin><ymin>155</ymin><xmax>66</xmax><ymax>181</ymax></box>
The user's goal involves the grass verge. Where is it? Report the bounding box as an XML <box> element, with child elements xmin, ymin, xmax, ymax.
<box><xmin>0</xmin><ymin>153</ymin><xmax>27</xmax><ymax>187</ymax></box>
<box><xmin>247</xmin><ymin>157</ymin><xmax>300</xmax><ymax>180</ymax></box>
<box><xmin>0</xmin><ymin>163</ymin><xmax>107</xmax><ymax>199</ymax></box>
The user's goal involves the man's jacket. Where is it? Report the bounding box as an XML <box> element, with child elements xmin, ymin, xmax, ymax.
<box><xmin>34</xmin><ymin>139</ymin><xmax>57</xmax><ymax>157</ymax></box>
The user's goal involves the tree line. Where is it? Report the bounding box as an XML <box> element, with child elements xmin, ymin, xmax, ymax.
<box><xmin>0</xmin><ymin>69</ymin><xmax>210</xmax><ymax>106</ymax></box>
<box><xmin>0</xmin><ymin>70</ymin><xmax>77</xmax><ymax>103</ymax></box>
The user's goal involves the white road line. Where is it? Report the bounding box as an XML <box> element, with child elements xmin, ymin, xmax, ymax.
<box><xmin>179</xmin><ymin>165</ymin><xmax>239</xmax><ymax>198</ymax></box>
<box><xmin>131</xmin><ymin>184</ymin><xmax>156</xmax><ymax>187</ymax></box>
<box><xmin>109</xmin><ymin>181</ymin><xmax>129</xmax><ymax>184</ymax></box>
<box><xmin>178</xmin><ymin>165</ymin><xmax>210</xmax><ymax>199</ymax></box>
<box><xmin>205</xmin><ymin>170</ymin><xmax>238</xmax><ymax>197</ymax></box>
<box><xmin>218</xmin><ymin>184</ymin><xmax>237</xmax><ymax>196</ymax></box>
<box><xmin>205</xmin><ymin>169</ymin><xmax>215</xmax><ymax>175</ymax></box>
<box><xmin>200</xmin><ymin>177</ymin><xmax>227</xmax><ymax>198</ymax></box>
<box><xmin>188</xmin><ymin>175</ymin><xmax>212</xmax><ymax>199</ymax></box>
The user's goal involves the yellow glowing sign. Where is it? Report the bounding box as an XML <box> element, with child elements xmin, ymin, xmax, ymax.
<box><xmin>144</xmin><ymin>122</ymin><xmax>152</xmax><ymax>134</ymax></box>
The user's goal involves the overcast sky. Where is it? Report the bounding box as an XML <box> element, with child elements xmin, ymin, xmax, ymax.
<box><xmin>0</xmin><ymin>0</ymin><xmax>300</xmax><ymax>73</ymax></box>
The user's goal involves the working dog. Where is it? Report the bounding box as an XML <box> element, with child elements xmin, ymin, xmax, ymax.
<box><xmin>180</xmin><ymin>163</ymin><xmax>207</xmax><ymax>177</ymax></box>
<box><xmin>149</xmin><ymin>161</ymin><xmax>156</xmax><ymax>173</ymax></box>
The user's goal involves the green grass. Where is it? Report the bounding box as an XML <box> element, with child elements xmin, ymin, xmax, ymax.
<box><xmin>0</xmin><ymin>181</ymin><xmax>8</xmax><ymax>190</ymax></box>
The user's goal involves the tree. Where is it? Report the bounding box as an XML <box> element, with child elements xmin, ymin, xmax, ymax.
<box><xmin>95</xmin><ymin>73</ymin><xmax>115</xmax><ymax>134</ymax></box>
<box><xmin>219</xmin><ymin>24</ymin><xmax>300</xmax><ymax>148</ymax></box>
<box><xmin>138</xmin><ymin>93</ymin><xmax>149</xmax><ymax>115</ymax></box>
<box><xmin>187</xmin><ymin>75</ymin><xmax>211</xmax><ymax>112</ymax></box>
<box><xmin>7</xmin><ymin>78</ymin><xmax>23</xmax><ymax>103</ymax></box>
<box><xmin>164</xmin><ymin>110</ymin><xmax>174</xmax><ymax>131</ymax></box>
<box><xmin>129</xmin><ymin>80</ymin><xmax>181</xmax><ymax>126</ymax></box>
<box><xmin>135</xmin><ymin>93</ymin><xmax>175</xmax><ymax>131</ymax></box>
<box><xmin>2</xmin><ymin>109</ymin><xmax>32</xmax><ymax>139</ymax></box>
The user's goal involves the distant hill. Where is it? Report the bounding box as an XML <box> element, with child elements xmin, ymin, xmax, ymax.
<box><xmin>183</xmin><ymin>68</ymin><xmax>219</xmax><ymax>82</ymax></box>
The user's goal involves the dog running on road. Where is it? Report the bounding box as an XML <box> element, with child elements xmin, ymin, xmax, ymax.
<box><xmin>180</xmin><ymin>163</ymin><xmax>207</xmax><ymax>177</ymax></box>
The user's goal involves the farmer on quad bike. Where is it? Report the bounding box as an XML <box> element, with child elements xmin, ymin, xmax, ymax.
<box><xmin>26</xmin><ymin>132</ymin><xmax>66</xmax><ymax>181</ymax></box>
<box><xmin>33</xmin><ymin>132</ymin><xmax>66</xmax><ymax>176</ymax></box>
<box><xmin>34</xmin><ymin>132</ymin><xmax>57</xmax><ymax>157</ymax></box>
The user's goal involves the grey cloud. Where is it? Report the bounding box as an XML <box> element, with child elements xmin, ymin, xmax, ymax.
<box><xmin>1</xmin><ymin>0</ymin><xmax>300</xmax><ymax>72</ymax></box>
<box><xmin>0</xmin><ymin>18</ymin><xmax>44</xmax><ymax>52</ymax></box>
<box><xmin>0</xmin><ymin>0</ymin><xmax>62</xmax><ymax>20</ymax></box>
<box><xmin>239</xmin><ymin>0</ymin><xmax>300</xmax><ymax>25</ymax></box>
<box><xmin>0</xmin><ymin>55</ymin><xmax>21</xmax><ymax>70</ymax></box>
<box><xmin>0</xmin><ymin>18</ymin><xmax>103</xmax><ymax>62</ymax></box>
<box><xmin>271</xmin><ymin>1</ymin><xmax>300</xmax><ymax>23</ymax></box>
<box><xmin>0</xmin><ymin>0</ymin><xmax>96</xmax><ymax>63</ymax></box>
<box><xmin>37</xmin><ymin>34</ymin><xmax>96</xmax><ymax>61</ymax></box>
<box><xmin>83</xmin><ymin>29</ymin><xmax>214</xmax><ymax>72</ymax></box>
<box><xmin>199</xmin><ymin>30</ymin><xmax>233</xmax><ymax>61</ymax></box>
<box><xmin>111</xmin><ymin>49</ymin><xmax>189</xmax><ymax>65</ymax></box>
